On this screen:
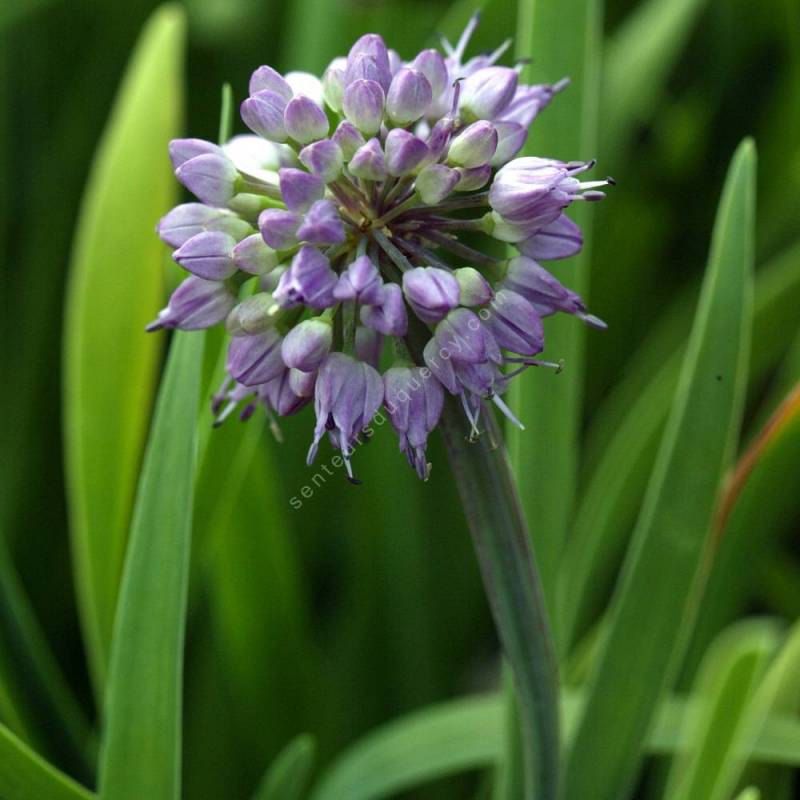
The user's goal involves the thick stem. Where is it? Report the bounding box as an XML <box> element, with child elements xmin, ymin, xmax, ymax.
<box><xmin>439</xmin><ymin>399</ymin><xmax>561</xmax><ymax>800</ymax></box>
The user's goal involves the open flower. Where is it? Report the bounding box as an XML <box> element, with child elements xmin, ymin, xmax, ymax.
<box><xmin>150</xmin><ymin>14</ymin><xmax>611</xmax><ymax>480</ymax></box>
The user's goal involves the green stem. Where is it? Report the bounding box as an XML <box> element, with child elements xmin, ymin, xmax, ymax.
<box><xmin>438</xmin><ymin>398</ymin><xmax>561</xmax><ymax>799</ymax></box>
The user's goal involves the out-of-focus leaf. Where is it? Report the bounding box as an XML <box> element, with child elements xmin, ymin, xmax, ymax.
<box><xmin>0</xmin><ymin>538</ymin><xmax>92</xmax><ymax>778</ymax></box>
<box><xmin>734</xmin><ymin>790</ymin><xmax>760</xmax><ymax>800</ymax></box>
<box><xmin>559</xmin><ymin>241</ymin><xmax>800</xmax><ymax>654</ymax></box>
<box><xmin>97</xmin><ymin>330</ymin><xmax>203</xmax><ymax>800</ymax></box>
<box><xmin>0</xmin><ymin>0</ymin><xmax>62</xmax><ymax>31</ymax></box>
<box><xmin>663</xmin><ymin>620</ymin><xmax>780</xmax><ymax>800</ymax></box>
<box><xmin>564</xmin><ymin>139</ymin><xmax>756</xmax><ymax>800</ymax></box>
<box><xmin>508</xmin><ymin>0</ymin><xmax>603</xmax><ymax>610</ymax></box>
<box><xmin>252</xmin><ymin>735</ymin><xmax>315</xmax><ymax>800</ymax></box>
<box><xmin>0</xmin><ymin>723</ymin><xmax>93</xmax><ymax>800</ymax></box>
<box><xmin>602</xmin><ymin>0</ymin><xmax>711</xmax><ymax>153</ymax></box>
<box><xmin>684</xmin><ymin>384</ymin><xmax>800</xmax><ymax>677</ymax></box>
<box><xmin>62</xmin><ymin>3</ymin><xmax>184</xmax><ymax>694</ymax></box>
<box><xmin>310</xmin><ymin>687</ymin><xmax>800</xmax><ymax>800</ymax></box>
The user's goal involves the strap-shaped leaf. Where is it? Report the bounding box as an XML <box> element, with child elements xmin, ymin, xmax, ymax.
<box><xmin>0</xmin><ymin>723</ymin><xmax>93</xmax><ymax>800</ymax></box>
<box><xmin>564</xmin><ymin>138</ymin><xmax>756</xmax><ymax>800</ymax></box>
<box><xmin>62</xmin><ymin>4</ymin><xmax>185</xmax><ymax>694</ymax></box>
<box><xmin>252</xmin><ymin>735</ymin><xmax>315</xmax><ymax>800</ymax></box>
<box><xmin>97</xmin><ymin>329</ymin><xmax>203</xmax><ymax>800</ymax></box>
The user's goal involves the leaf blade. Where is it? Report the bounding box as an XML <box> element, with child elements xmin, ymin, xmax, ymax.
<box><xmin>62</xmin><ymin>3</ymin><xmax>185</xmax><ymax>694</ymax></box>
<box><xmin>564</xmin><ymin>138</ymin><xmax>757</xmax><ymax>800</ymax></box>
<box><xmin>97</xmin><ymin>330</ymin><xmax>203</xmax><ymax>800</ymax></box>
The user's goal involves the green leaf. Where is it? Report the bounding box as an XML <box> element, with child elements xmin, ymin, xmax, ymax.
<box><xmin>252</xmin><ymin>735</ymin><xmax>315</xmax><ymax>800</ymax></box>
<box><xmin>509</xmin><ymin>0</ymin><xmax>603</xmax><ymax>610</ymax></box>
<box><xmin>560</xmin><ymin>241</ymin><xmax>800</xmax><ymax>654</ymax></box>
<box><xmin>663</xmin><ymin>620</ymin><xmax>780</xmax><ymax>800</ymax></box>
<box><xmin>310</xmin><ymin>688</ymin><xmax>800</xmax><ymax>800</ymax></box>
<box><xmin>97</xmin><ymin>330</ymin><xmax>203</xmax><ymax>800</ymax></box>
<box><xmin>0</xmin><ymin>538</ymin><xmax>92</xmax><ymax>779</ymax></box>
<box><xmin>62</xmin><ymin>3</ymin><xmax>185</xmax><ymax>694</ymax></box>
<box><xmin>734</xmin><ymin>790</ymin><xmax>761</xmax><ymax>800</ymax></box>
<box><xmin>563</xmin><ymin>139</ymin><xmax>756</xmax><ymax>800</ymax></box>
<box><xmin>602</xmin><ymin>0</ymin><xmax>711</xmax><ymax>153</ymax></box>
<box><xmin>0</xmin><ymin>723</ymin><xmax>94</xmax><ymax>800</ymax></box>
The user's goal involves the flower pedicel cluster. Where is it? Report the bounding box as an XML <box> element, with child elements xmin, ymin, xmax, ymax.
<box><xmin>151</xmin><ymin>15</ymin><xmax>612</xmax><ymax>482</ymax></box>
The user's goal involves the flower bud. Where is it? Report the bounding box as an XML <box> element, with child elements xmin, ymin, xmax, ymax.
<box><xmin>284</xmin><ymin>95</ymin><xmax>329</xmax><ymax>144</ymax></box>
<box><xmin>386</xmin><ymin>68</ymin><xmax>433</xmax><ymax>126</ymax></box>
<box><xmin>240</xmin><ymin>91</ymin><xmax>289</xmax><ymax>142</ymax></box>
<box><xmin>402</xmin><ymin>267</ymin><xmax>460</xmax><ymax>324</ymax></box>
<box><xmin>168</xmin><ymin>138</ymin><xmax>222</xmax><ymax>170</ymax></box>
<box><xmin>260</xmin><ymin>369</ymin><xmax>311</xmax><ymax>417</ymax></box>
<box><xmin>491</xmin><ymin>121</ymin><xmax>527</xmax><ymax>167</ymax></box>
<box><xmin>434</xmin><ymin>307</ymin><xmax>501</xmax><ymax>365</ymax></box>
<box><xmin>260</xmin><ymin>265</ymin><xmax>286</xmax><ymax>292</ymax></box>
<box><xmin>273</xmin><ymin>245</ymin><xmax>338</xmax><ymax>309</ymax></box>
<box><xmin>281</xmin><ymin>318</ymin><xmax>333</xmax><ymax>371</ymax></box>
<box><xmin>258</xmin><ymin>208</ymin><xmax>301</xmax><ymax>250</ymax></box>
<box><xmin>454</xmin><ymin>165</ymin><xmax>491</xmax><ymax>192</ymax></box>
<box><xmin>348</xmin><ymin>138</ymin><xmax>387</xmax><ymax>182</ymax></box>
<box><xmin>146</xmin><ymin>276</ymin><xmax>236</xmax><ymax>332</ymax></box>
<box><xmin>346</xmin><ymin>34</ymin><xmax>392</xmax><ymax>91</ymax></box>
<box><xmin>226</xmin><ymin>330</ymin><xmax>285</xmax><ymax>386</ymax></box>
<box><xmin>411</xmin><ymin>49</ymin><xmax>449</xmax><ymax>99</ymax></box>
<box><xmin>173</xmin><ymin>231</ymin><xmax>237</xmax><ymax>280</ymax></box>
<box><xmin>415</xmin><ymin>164</ymin><xmax>459</xmax><ymax>205</ymax></box>
<box><xmin>249</xmin><ymin>65</ymin><xmax>293</xmax><ymax>100</ymax></box>
<box><xmin>455</xmin><ymin>267</ymin><xmax>493</xmax><ymax>306</ymax></box>
<box><xmin>385</xmin><ymin>129</ymin><xmax>429</xmax><ymax>176</ymax></box>
<box><xmin>426</xmin><ymin>117</ymin><xmax>455</xmax><ymax>161</ymax></box>
<box><xmin>516</xmin><ymin>214</ymin><xmax>582</xmax><ymax>260</ymax></box>
<box><xmin>342</xmin><ymin>79</ymin><xmax>386</xmax><ymax>135</ymax></box>
<box><xmin>483</xmin><ymin>288</ymin><xmax>543</xmax><ymax>355</ymax></box>
<box><xmin>278</xmin><ymin>167</ymin><xmax>324</xmax><ymax>212</ymax></box>
<box><xmin>233</xmin><ymin>233</ymin><xmax>279</xmax><ymax>274</ymax></box>
<box><xmin>447</xmin><ymin>121</ymin><xmax>498</xmax><ymax>168</ymax></box>
<box><xmin>332</xmin><ymin>120</ymin><xmax>366</xmax><ymax>161</ymax></box>
<box><xmin>295</xmin><ymin>199</ymin><xmax>345</xmax><ymax>245</ymax></box>
<box><xmin>227</xmin><ymin>292</ymin><xmax>279</xmax><ymax>335</ymax></box>
<box><xmin>334</xmin><ymin>255</ymin><xmax>383</xmax><ymax>305</ymax></box>
<box><xmin>289</xmin><ymin>368</ymin><xmax>316</xmax><ymax>398</ymax></box>
<box><xmin>175</xmin><ymin>153</ymin><xmax>238</xmax><ymax>206</ymax></box>
<box><xmin>459</xmin><ymin>66</ymin><xmax>518</xmax><ymax>121</ymax></box>
<box><xmin>360</xmin><ymin>283</ymin><xmax>408</xmax><ymax>336</ymax></box>
<box><xmin>322</xmin><ymin>66</ymin><xmax>346</xmax><ymax>112</ymax></box>
<box><xmin>157</xmin><ymin>203</ymin><xmax>251</xmax><ymax>248</ymax></box>
<box><xmin>497</xmin><ymin>82</ymin><xmax>558</xmax><ymax>128</ymax></box>
<box><xmin>285</xmin><ymin>71</ymin><xmax>325</xmax><ymax>106</ymax></box>
<box><xmin>298</xmin><ymin>139</ymin><xmax>343</xmax><ymax>183</ymax></box>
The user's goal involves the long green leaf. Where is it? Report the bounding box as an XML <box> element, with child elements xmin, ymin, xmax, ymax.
<box><xmin>252</xmin><ymin>735</ymin><xmax>315</xmax><ymax>800</ymax></box>
<box><xmin>0</xmin><ymin>723</ymin><xmax>93</xmax><ymax>800</ymax></box>
<box><xmin>97</xmin><ymin>330</ymin><xmax>203</xmax><ymax>800</ymax></box>
<box><xmin>560</xmin><ymin>241</ymin><xmax>800</xmax><ymax>653</ymax></box>
<box><xmin>310</xmin><ymin>688</ymin><xmax>800</xmax><ymax>800</ymax></box>
<box><xmin>602</xmin><ymin>0</ymin><xmax>710</xmax><ymax>154</ymax></box>
<box><xmin>62</xmin><ymin>3</ymin><xmax>185</xmax><ymax>694</ymax></box>
<box><xmin>663</xmin><ymin>620</ymin><xmax>780</xmax><ymax>800</ymax></box>
<box><xmin>0</xmin><ymin>538</ymin><xmax>92</xmax><ymax>778</ymax></box>
<box><xmin>564</xmin><ymin>139</ymin><xmax>756</xmax><ymax>800</ymax></box>
<box><xmin>509</xmin><ymin>0</ymin><xmax>603</xmax><ymax>611</ymax></box>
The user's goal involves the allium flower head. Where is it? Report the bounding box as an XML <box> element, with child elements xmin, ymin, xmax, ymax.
<box><xmin>151</xmin><ymin>14</ymin><xmax>612</xmax><ymax>481</ymax></box>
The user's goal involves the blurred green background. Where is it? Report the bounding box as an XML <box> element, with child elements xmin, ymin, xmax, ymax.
<box><xmin>1</xmin><ymin>0</ymin><xmax>799</xmax><ymax>798</ymax></box>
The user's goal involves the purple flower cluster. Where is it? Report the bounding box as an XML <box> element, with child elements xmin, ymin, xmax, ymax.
<box><xmin>152</xmin><ymin>15</ymin><xmax>611</xmax><ymax>481</ymax></box>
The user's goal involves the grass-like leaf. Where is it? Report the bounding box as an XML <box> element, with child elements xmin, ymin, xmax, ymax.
<box><xmin>310</xmin><ymin>686</ymin><xmax>800</xmax><ymax>800</ymax></box>
<box><xmin>563</xmin><ymin>138</ymin><xmax>756</xmax><ymax>800</ymax></box>
<box><xmin>97</xmin><ymin>330</ymin><xmax>203</xmax><ymax>800</ymax></box>
<box><xmin>602</xmin><ymin>0</ymin><xmax>711</xmax><ymax>153</ymax></box>
<box><xmin>560</xmin><ymin>242</ymin><xmax>800</xmax><ymax>653</ymax></box>
<box><xmin>663</xmin><ymin>620</ymin><xmax>780</xmax><ymax>800</ymax></box>
<box><xmin>509</xmin><ymin>0</ymin><xmax>603</xmax><ymax>608</ymax></box>
<box><xmin>0</xmin><ymin>722</ymin><xmax>94</xmax><ymax>800</ymax></box>
<box><xmin>62</xmin><ymin>3</ymin><xmax>185</xmax><ymax>694</ymax></box>
<box><xmin>252</xmin><ymin>734</ymin><xmax>315</xmax><ymax>800</ymax></box>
